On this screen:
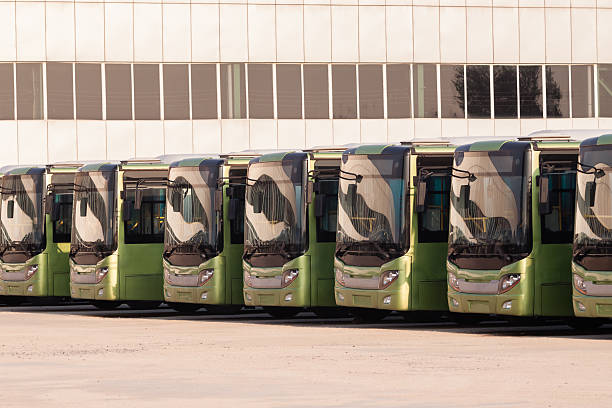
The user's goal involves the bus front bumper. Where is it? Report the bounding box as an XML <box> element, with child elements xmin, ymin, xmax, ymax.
<box><xmin>243</xmin><ymin>257</ymin><xmax>310</xmax><ymax>307</ymax></box>
<box><xmin>334</xmin><ymin>285</ymin><xmax>407</xmax><ymax>310</ymax></box>
<box><xmin>572</xmin><ymin>264</ymin><xmax>612</xmax><ymax>318</ymax></box>
<box><xmin>70</xmin><ymin>259</ymin><xmax>119</xmax><ymax>301</ymax></box>
<box><xmin>0</xmin><ymin>260</ymin><xmax>47</xmax><ymax>297</ymax></box>
<box><xmin>447</xmin><ymin>290</ymin><xmax>529</xmax><ymax>316</ymax></box>
<box><xmin>163</xmin><ymin>259</ymin><xmax>228</xmax><ymax>305</ymax></box>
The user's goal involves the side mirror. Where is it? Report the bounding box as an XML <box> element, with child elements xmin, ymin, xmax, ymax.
<box><xmin>171</xmin><ymin>191</ymin><xmax>182</xmax><ymax>213</ymax></box>
<box><xmin>226</xmin><ymin>186</ymin><xmax>235</xmax><ymax>199</ymax></box>
<box><xmin>215</xmin><ymin>189</ymin><xmax>223</xmax><ymax>212</ymax></box>
<box><xmin>51</xmin><ymin>203</ymin><xmax>61</xmax><ymax>222</ymax></box>
<box><xmin>228</xmin><ymin>198</ymin><xmax>239</xmax><ymax>221</ymax></box>
<box><xmin>539</xmin><ymin>176</ymin><xmax>551</xmax><ymax>215</ymax></box>
<box><xmin>7</xmin><ymin>200</ymin><xmax>14</xmax><ymax>219</ymax></box>
<box><xmin>306</xmin><ymin>180</ymin><xmax>314</xmax><ymax>204</ymax></box>
<box><xmin>122</xmin><ymin>200</ymin><xmax>133</xmax><ymax>220</ymax></box>
<box><xmin>134</xmin><ymin>188</ymin><xmax>143</xmax><ymax>211</ymax></box>
<box><xmin>585</xmin><ymin>181</ymin><xmax>596</xmax><ymax>207</ymax></box>
<box><xmin>314</xmin><ymin>194</ymin><xmax>324</xmax><ymax>217</ymax></box>
<box><xmin>79</xmin><ymin>198</ymin><xmax>88</xmax><ymax>217</ymax></box>
<box><xmin>45</xmin><ymin>193</ymin><xmax>53</xmax><ymax>215</ymax></box>
<box><xmin>347</xmin><ymin>184</ymin><xmax>357</xmax><ymax>201</ymax></box>
<box><xmin>253</xmin><ymin>191</ymin><xmax>263</xmax><ymax>214</ymax></box>
<box><xmin>415</xmin><ymin>179</ymin><xmax>427</xmax><ymax>213</ymax></box>
<box><xmin>459</xmin><ymin>184</ymin><xmax>470</xmax><ymax>209</ymax></box>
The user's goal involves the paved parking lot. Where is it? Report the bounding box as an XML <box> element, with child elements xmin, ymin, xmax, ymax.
<box><xmin>0</xmin><ymin>305</ymin><xmax>611</xmax><ymax>407</ymax></box>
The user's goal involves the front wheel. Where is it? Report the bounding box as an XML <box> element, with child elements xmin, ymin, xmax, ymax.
<box><xmin>450</xmin><ymin>313</ymin><xmax>483</xmax><ymax>326</ymax></box>
<box><xmin>312</xmin><ymin>307</ymin><xmax>351</xmax><ymax>318</ymax></box>
<box><xmin>350</xmin><ymin>308</ymin><xmax>390</xmax><ymax>323</ymax></box>
<box><xmin>264</xmin><ymin>307</ymin><xmax>301</xmax><ymax>319</ymax></box>
<box><xmin>92</xmin><ymin>300</ymin><xmax>122</xmax><ymax>310</ymax></box>
<box><xmin>205</xmin><ymin>305</ymin><xmax>243</xmax><ymax>315</ymax></box>
<box><xmin>566</xmin><ymin>318</ymin><xmax>605</xmax><ymax>330</ymax></box>
<box><xmin>168</xmin><ymin>302</ymin><xmax>203</xmax><ymax>314</ymax></box>
<box><xmin>127</xmin><ymin>301</ymin><xmax>162</xmax><ymax>310</ymax></box>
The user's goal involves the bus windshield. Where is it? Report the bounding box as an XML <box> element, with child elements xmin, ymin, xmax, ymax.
<box><xmin>448</xmin><ymin>149</ymin><xmax>530</xmax><ymax>269</ymax></box>
<box><xmin>0</xmin><ymin>174</ymin><xmax>45</xmax><ymax>262</ymax></box>
<box><xmin>165</xmin><ymin>165</ymin><xmax>220</xmax><ymax>266</ymax></box>
<box><xmin>574</xmin><ymin>146</ymin><xmax>612</xmax><ymax>269</ymax></box>
<box><xmin>71</xmin><ymin>171</ymin><xmax>116</xmax><ymax>263</ymax></box>
<box><xmin>336</xmin><ymin>154</ymin><xmax>406</xmax><ymax>266</ymax></box>
<box><xmin>244</xmin><ymin>160</ymin><xmax>306</xmax><ymax>263</ymax></box>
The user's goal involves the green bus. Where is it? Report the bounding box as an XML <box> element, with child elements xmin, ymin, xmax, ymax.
<box><xmin>70</xmin><ymin>158</ymin><xmax>172</xmax><ymax>309</ymax></box>
<box><xmin>333</xmin><ymin>143</ymin><xmax>455</xmax><ymax>321</ymax></box>
<box><xmin>163</xmin><ymin>154</ymin><xmax>253</xmax><ymax>313</ymax></box>
<box><xmin>242</xmin><ymin>148</ymin><xmax>343</xmax><ymax>318</ymax></box>
<box><xmin>572</xmin><ymin>134</ymin><xmax>612</xmax><ymax>322</ymax></box>
<box><xmin>447</xmin><ymin>138</ymin><xmax>580</xmax><ymax>320</ymax></box>
<box><xmin>0</xmin><ymin>164</ymin><xmax>80</xmax><ymax>304</ymax></box>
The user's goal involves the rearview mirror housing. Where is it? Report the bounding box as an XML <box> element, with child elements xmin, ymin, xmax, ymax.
<box><xmin>134</xmin><ymin>188</ymin><xmax>143</xmax><ymax>211</ymax></box>
<box><xmin>459</xmin><ymin>184</ymin><xmax>470</xmax><ymax>209</ymax></box>
<box><xmin>79</xmin><ymin>198</ymin><xmax>88</xmax><ymax>217</ymax></box>
<box><xmin>539</xmin><ymin>176</ymin><xmax>551</xmax><ymax>215</ymax></box>
<box><xmin>215</xmin><ymin>189</ymin><xmax>223</xmax><ymax>212</ymax></box>
<box><xmin>45</xmin><ymin>193</ymin><xmax>53</xmax><ymax>215</ymax></box>
<box><xmin>415</xmin><ymin>178</ymin><xmax>427</xmax><ymax>213</ymax></box>
<box><xmin>253</xmin><ymin>191</ymin><xmax>263</xmax><ymax>213</ymax></box>
<box><xmin>585</xmin><ymin>181</ymin><xmax>596</xmax><ymax>207</ymax></box>
<box><xmin>171</xmin><ymin>190</ymin><xmax>182</xmax><ymax>213</ymax></box>
<box><xmin>122</xmin><ymin>200</ymin><xmax>133</xmax><ymax>220</ymax></box>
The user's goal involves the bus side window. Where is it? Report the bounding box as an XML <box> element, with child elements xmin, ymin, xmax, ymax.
<box><xmin>229</xmin><ymin>169</ymin><xmax>247</xmax><ymax>245</ymax></box>
<box><xmin>315</xmin><ymin>179</ymin><xmax>339</xmax><ymax>243</ymax></box>
<box><xmin>541</xmin><ymin>171</ymin><xmax>576</xmax><ymax>244</ymax></box>
<box><xmin>417</xmin><ymin>174</ymin><xmax>451</xmax><ymax>243</ymax></box>
<box><xmin>53</xmin><ymin>192</ymin><xmax>73</xmax><ymax>243</ymax></box>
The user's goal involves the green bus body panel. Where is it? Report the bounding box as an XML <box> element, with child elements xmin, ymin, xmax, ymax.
<box><xmin>334</xmin><ymin>149</ymin><xmax>454</xmax><ymax>311</ymax></box>
<box><xmin>243</xmin><ymin>154</ymin><xmax>342</xmax><ymax>308</ymax></box>
<box><xmin>572</xmin><ymin>262</ymin><xmax>612</xmax><ymax>317</ymax></box>
<box><xmin>468</xmin><ymin>140</ymin><xmax>510</xmax><ymax>152</ymax></box>
<box><xmin>353</xmin><ymin>145</ymin><xmax>392</xmax><ymax>155</ymax></box>
<box><xmin>448</xmin><ymin>144</ymin><xmax>576</xmax><ymax>317</ymax></box>
<box><xmin>596</xmin><ymin>134</ymin><xmax>612</xmax><ymax>145</ymax></box>
<box><xmin>163</xmin><ymin>158</ymin><xmax>250</xmax><ymax>306</ymax></box>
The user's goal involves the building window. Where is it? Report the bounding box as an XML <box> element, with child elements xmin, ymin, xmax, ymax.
<box><xmin>303</xmin><ymin>64</ymin><xmax>329</xmax><ymax>119</ymax></box>
<box><xmin>386</xmin><ymin>64</ymin><xmax>411</xmax><ymax>119</ymax></box>
<box><xmin>519</xmin><ymin>66</ymin><xmax>543</xmax><ymax>118</ymax></box>
<box><xmin>546</xmin><ymin>65</ymin><xmax>569</xmax><ymax>118</ymax></box>
<box><xmin>276</xmin><ymin>64</ymin><xmax>302</xmax><ymax>119</ymax></box>
<box><xmin>413</xmin><ymin>64</ymin><xmax>437</xmax><ymax>118</ymax></box>
<box><xmin>191</xmin><ymin>64</ymin><xmax>218</xmax><ymax>120</ymax></box>
<box><xmin>163</xmin><ymin>64</ymin><xmax>189</xmax><ymax>120</ymax></box>
<box><xmin>493</xmin><ymin>66</ymin><xmax>517</xmax><ymax>118</ymax></box>
<box><xmin>247</xmin><ymin>64</ymin><xmax>273</xmax><ymax>119</ymax></box>
<box><xmin>75</xmin><ymin>64</ymin><xmax>102</xmax><ymax>120</ymax></box>
<box><xmin>220</xmin><ymin>63</ymin><xmax>246</xmax><ymax>119</ymax></box>
<box><xmin>134</xmin><ymin>64</ymin><xmax>160</xmax><ymax>120</ymax></box>
<box><xmin>0</xmin><ymin>64</ymin><xmax>14</xmax><ymax>120</ymax></box>
<box><xmin>46</xmin><ymin>63</ymin><xmax>74</xmax><ymax>120</ymax></box>
<box><xmin>440</xmin><ymin>65</ymin><xmax>465</xmax><ymax>119</ymax></box>
<box><xmin>466</xmin><ymin>65</ymin><xmax>490</xmax><ymax>119</ymax></box>
<box><xmin>16</xmin><ymin>63</ymin><xmax>44</xmax><ymax>120</ymax></box>
<box><xmin>571</xmin><ymin>65</ymin><xmax>595</xmax><ymax>118</ymax></box>
<box><xmin>358</xmin><ymin>65</ymin><xmax>383</xmax><ymax>119</ymax></box>
<box><xmin>332</xmin><ymin>65</ymin><xmax>357</xmax><ymax>119</ymax></box>
<box><xmin>599</xmin><ymin>65</ymin><xmax>612</xmax><ymax>117</ymax></box>
<box><xmin>105</xmin><ymin>64</ymin><xmax>133</xmax><ymax>120</ymax></box>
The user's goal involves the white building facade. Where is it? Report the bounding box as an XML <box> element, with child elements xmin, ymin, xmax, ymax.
<box><xmin>0</xmin><ymin>0</ymin><xmax>612</xmax><ymax>164</ymax></box>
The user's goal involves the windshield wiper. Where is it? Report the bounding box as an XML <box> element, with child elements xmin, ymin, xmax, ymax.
<box><xmin>336</xmin><ymin>241</ymin><xmax>394</xmax><ymax>259</ymax></box>
<box><xmin>575</xmin><ymin>241</ymin><xmax>612</xmax><ymax>259</ymax></box>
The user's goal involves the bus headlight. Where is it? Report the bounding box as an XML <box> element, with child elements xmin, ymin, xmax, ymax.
<box><xmin>335</xmin><ymin>268</ymin><xmax>345</xmax><ymax>286</ymax></box>
<box><xmin>281</xmin><ymin>269</ymin><xmax>299</xmax><ymax>288</ymax></box>
<box><xmin>198</xmin><ymin>269</ymin><xmax>214</xmax><ymax>286</ymax></box>
<box><xmin>448</xmin><ymin>272</ymin><xmax>460</xmax><ymax>291</ymax></box>
<box><xmin>95</xmin><ymin>267</ymin><xmax>109</xmax><ymax>283</ymax></box>
<box><xmin>499</xmin><ymin>274</ymin><xmax>521</xmax><ymax>293</ymax></box>
<box><xmin>573</xmin><ymin>274</ymin><xmax>587</xmax><ymax>295</ymax></box>
<box><xmin>380</xmin><ymin>270</ymin><xmax>399</xmax><ymax>289</ymax></box>
<box><xmin>24</xmin><ymin>265</ymin><xmax>39</xmax><ymax>280</ymax></box>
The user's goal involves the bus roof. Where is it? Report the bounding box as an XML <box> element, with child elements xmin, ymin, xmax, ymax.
<box><xmin>4</xmin><ymin>166</ymin><xmax>46</xmax><ymax>176</ymax></box>
<box><xmin>79</xmin><ymin>162</ymin><xmax>120</xmax><ymax>172</ymax></box>
<box><xmin>580</xmin><ymin>133</ymin><xmax>612</xmax><ymax>147</ymax></box>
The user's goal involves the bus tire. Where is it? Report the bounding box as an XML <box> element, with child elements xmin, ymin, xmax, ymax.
<box><xmin>350</xmin><ymin>308</ymin><xmax>390</xmax><ymax>323</ymax></box>
<box><xmin>264</xmin><ymin>307</ymin><xmax>301</xmax><ymax>319</ymax></box>
<box><xmin>127</xmin><ymin>301</ymin><xmax>162</xmax><ymax>310</ymax></box>
<box><xmin>566</xmin><ymin>318</ymin><xmax>605</xmax><ymax>330</ymax></box>
<box><xmin>312</xmin><ymin>307</ymin><xmax>351</xmax><ymax>318</ymax></box>
<box><xmin>92</xmin><ymin>300</ymin><xmax>122</xmax><ymax>310</ymax></box>
<box><xmin>168</xmin><ymin>302</ymin><xmax>203</xmax><ymax>314</ymax></box>
<box><xmin>450</xmin><ymin>312</ymin><xmax>483</xmax><ymax>326</ymax></box>
<box><xmin>205</xmin><ymin>305</ymin><xmax>243</xmax><ymax>315</ymax></box>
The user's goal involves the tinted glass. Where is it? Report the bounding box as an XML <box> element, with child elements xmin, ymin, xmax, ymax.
<box><xmin>248</xmin><ymin>64</ymin><xmax>273</xmax><ymax>119</ymax></box>
<box><xmin>163</xmin><ymin>64</ymin><xmax>189</xmax><ymax>120</ymax></box>
<box><xmin>304</xmin><ymin>64</ymin><xmax>329</xmax><ymax>119</ymax></box>
<box><xmin>541</xmin><ymin>170</ymin><xmax>576</xmax><ymax>244</ymax></box>
<box><xmin>125</xmin><ymin>188</ymin><xmax>166</xmax><ymax>244</ymax></box>
<box><xmin>466</xmin><ymin>65</ymin><xmax>490</xmax><ymax>118</ymax></box>
<box><xmin>571</xmin><ymin>65</ymin><xmax>595</xmax><ymax>118</ymax></box>
<box><xmin>75</xmin><ymin>64</ymin><xmax>102</xmax><ymax>120</ymax></box>
<box><xmin>440</xmin><ymin>65</ymin><xmax>464</xmax><ymax>118</ymax></box>
<box><xmin>546</xmin><ymin>65</ymin><xmax>569</xmax><ymax>118</ymax></box>
<box><xmin>105</xmin><ymin>64</ymin><xmax>132</xmax><ymax>120</ymax></box>
<box><xmin>519</xmin><ymin>66</ymin><xmax>543</xmax><ymax>118</ymax></box>
<box><xmin>332</xmin><ymin>65</ymin><xmax>357</xmax><ymax>119</ymax></box>
<box><xmin>134</xmin><ymin>64</ymin><xmax>160</xmax><ymax>120</ymax></box>
<box><xmin>0</xmin><ymin>64</ymin><xmax>14</xmax><ymax>120</ymax></box>
<box><xmin>53</xmin><ymin>192</ymin><xmax>73</xmax><ymax>243</ymax></box>
<box><xmin>386</xmin><ymin>64</ymin><xmax>411</xmax><ymax>119</ymax></box>
<box><xmin>276</xmin><ymin>64</ymin><xmax>302</xmax><ymax>119</ymax></box>
<box><xmin>418</xmin><ymin>174</ymin><xmax>451</xmax><ymax>243</ymax></box>
<box><xmin>358</xmin><ymin>65</ymin><xmax>383</xmax><ymax>119</ymax></box>
<box><xmin>599</xmin><ymin>65</ymin><xmax>612</xmax><ymax>117</ymax></box>
<box><xmin>493</xmin><ymin>66</ymin><xmax>517</xmax><ymax>118</ymax></box>
<box><xmin>16</xmin><ymin>63</ymin><xmax>44</xmax><ymax>120</ymax></box>
<box><xmin>315</xmin><ymin>178</ymin><xmax>339</xmax><ymax>243</ymax></box>
<box><xmin>221</xmin><ymin>63</ymin><xmax>246</xmax><ymax>119</ymax></box>
<box><xmin>192</xmin><ymin>64</ymin><xmax>218</xmax><ymax>120</ymax></box>
<box><xmin>413</xmin><ymin>64</ymin><xmax>437</xmax><ymax>118</ymax></box>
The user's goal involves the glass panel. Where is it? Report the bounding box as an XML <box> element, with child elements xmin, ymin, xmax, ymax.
<box><xmin>541</xmin><ymin>171</ymin><xmax>576</xmax><ymax>244</ymax></box>
<box><xmin>221</xmin><ymin>63</ymin><xmax>246</xmax><ymax>119</ymax></box>
<box><xmin>315</xmin><ymin>178</ymin><xmax>339</xmax><ymax>243</ymax></box>
<box><xmin>418</xmin><ymin>174</ymin><xmax>451</xmax><ymax>243</ymax></box>
<box><xmin>163</xmin><ymin>64</ymin><xmax>189</xmax><ymax>120</ymax></box>
<box><xmin>191</xmin><ymin>64</ymin><xmax>218</xmax><ymax>120</ymax></box>
<box><xmin>386</xmin><ymin>64</ymin><xmax>411</xmax><ymax>119</ymax></box>
<box><xmin>53</xmin><ymin>192</ymin><xmax>73</xmax><ymax>243</ymax></box>
<box><xmin>413</xmin><ymin>64</ymin><xmax>437</xmax><ymax>118</ymax></box>
<box><xmin>0</xmin><ymin>64</ymin><xmax>14</xmax><ymax>120</ymax></box>
<box><xmin>599</xmin><ymin>65</ymin><xmax>612</xmax><ymax>117</ymax></box>
<box><xmin>47</xmin><ymin>63</ymin><xmax>74</xmax><ymax>120</ymax></box>
<box><xmin>332</xmin><ymin>65</ymin><xmax>357</xmax><ymax>119</ymax></box>
<box><xmin>229</xmin><ymin>169</ymin><xmax>246</xmax><ymax>245</ymax></box>
<box><xmin>466</xmin><ymin>65</ymin><xmax>490</xmax><ymax>118</ymax></box>
<box><xmin>105</xmin><ymin>64</ymin><xmax>132</xmax><ymax>120</ymax></box>
<box><xmin>276</xmin><ymin>64</ymin><xmax>302</xmax><ymax>119</ymax></box>
<box><xmin>16</xmin><ymin>63</ymin><xmax>44</xmax><ymax>120</ymax></box>
<box><xmin>546</xmin><ymin>65</ymin><xmax>570</xmax><ymax>118</ymax></box>
<box><xmin>493</xmin><ymin>65</ymin><xmax>517</xmax><ymax>118</ymax></box>
<box><xmin>571</xmin><ymin>65</ymin><xmax>595</xmax><ymax>118</ymax></box>
<box><xmin>248</xmin><ymin>64</ymin><xmax>273</xmax><ymax>119</ymax></box>
<box><xmin>358</xmin><ymin>65</ymin><xmax>383</xmax><ymax>119</ymax></box>
<box><xmin>304</xmin><ymin>64</ymin><xmax>329</xmax><ymax>119</ymax></box>
<box><xmin>75</xmin><ymin>64</ymin><xmax>102</xmax><ymax>120</ymax></box>
<box><xmin>125</xmin><ymin>188</ymin><xmax>166</xmax><ymax>244</ymax></box>
<box><xmin>133</xmin><ymin>64</ymin><xmax>160</xmax><ymax>120</ymax></box>
<box><xmin>440</xmin><ymin>65</ymin><xmax>464</xmax><ymax>118</ymax></box>
<box><xmin>519</xmin><ymin>65</ymin><xmax>543</xmax><ymax>118</ymax></box>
